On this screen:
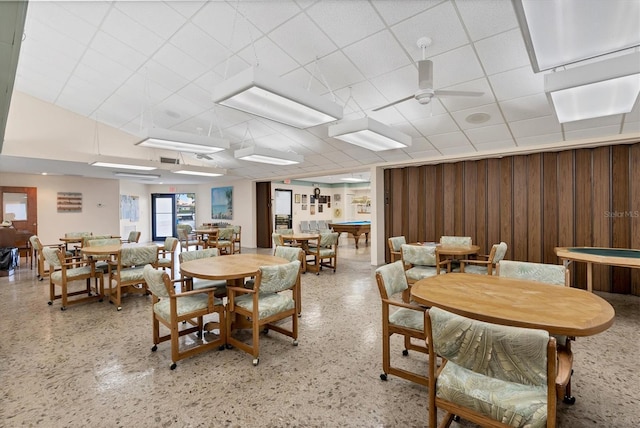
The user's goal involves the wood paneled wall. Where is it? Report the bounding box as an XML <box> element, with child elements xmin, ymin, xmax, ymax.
<box><xmin>384</xmin><ymin>142</ymin><xmax>640</xmax><ymax>295</ymax></box>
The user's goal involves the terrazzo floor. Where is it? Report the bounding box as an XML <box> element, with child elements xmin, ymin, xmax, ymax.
<box><xmin>1</xmin><ymin>240</ymin><xmax>639</xmax><ymax>427</ymax></box>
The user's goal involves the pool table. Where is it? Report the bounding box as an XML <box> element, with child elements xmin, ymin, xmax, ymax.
<box><xmin>328</xmin><ymin>221</ymin><xmax>371</xmax><ymax>249</ymax></box>
<box><xmin>555</xmin><ymin>246</ymin><xmax>640</xmax><ymax>292</ymax></box>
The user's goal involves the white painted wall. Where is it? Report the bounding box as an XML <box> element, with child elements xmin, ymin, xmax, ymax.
<box><xmin>118</xmin><ymin>181</ymin><xmax>151</xmax><ymax>243</ymax></box>
<box><xmin>0</xmin><ymin>171</ymin><xmax>119</xmax><ymax>244</ymax></box>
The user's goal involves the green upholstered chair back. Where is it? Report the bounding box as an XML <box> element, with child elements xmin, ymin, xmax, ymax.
<box><xmin>319</xmin><ymin>232</ymin><xmax>338</xmax><ymax>248</ymax></box>
<box><xmin>127</xmin><ymin>231</ymin><xmax>141</xmax><ymax>243</ymax></box>
<box><xmin>218</xmin><ymin>227</ymin><xmax>234</xmax><ymax>240</ymax></box>
<box><xmin>178</xmin><ymin>248</ymin><xmax>219</xmax><ymax>263</ymax></box>
<box><xmin>86</xmin><ymin>238</ymin><xmax>120</xmax><ymax>247</ymax></box>
<box><xmin>65</xmin><ymin>232</ymin><xmax>91</xmax><ymax>238</ymax></box>
<box><xmin>119</xmin><ymin>245</ymin><xmax>158</xmax><ymax>267</ymax></box>
<box><xmin>440</xmin><ymin>236</ymin><xmax>472</xmax><ymax>247</ymax></box>
<box><xmin>164</xmin><ymin>237</ymin><xmax>178</xmax><ymax>251</ymax></box>
<box><xmin>428</xmin><ymin>307</ymin><xmax>549</xmax><ymax>387</ymax></box>
<box><xmin>257</xmin><ymin>260</ymin><xmax>301</xmax><ymax>293</ymax></box>
<box><xmin>388</xmin><ymin>236</ymin><xmax>406</xmax><ymax>251</ymax></box>
<box><xmin>279</xmin><ymin>228</ymin><xmax>294</xmax><ymax>235</ymax></box>
<box><xmin>493</xmin><ymin>241</ymin><xmax>508</xmax><ymax>263</ymax></box>
<box><xmin>497</xmin><ymin>260</ymin><xmax>567</xmax><ymax>286</ymax></box>
<box><xmin>272</xmin><ymin>233</ymin><xmax>283</xmax><ymax>247</ymax></box>
<box><xmin>274</xmin><ymin>246</ymin><xmax>304</xmax><ymax>262</ymax></box>
<box><xmin>375</xmin><ymin>260</ymin><xmax>408</xmax><ymax>298</ymax></box>
<box><xmin>29</xmin><ymin>235</ymin><xmax>41</xmax><ymax>251</ymax></box>
<box><xmin>42</xmin><ymin>247</ymin><xmax>61</xmax><ymax>268</ymax></box>
<box><xmin>143</xmin><ymin>264</ymin><xmax>170</xmax><ymax>298</ymax></box>
<box><xmin>176</xmin><ymin>224</ymin><xmax>192</xmax><ymax>236</ymax></box>
<box><xmin>401</xmin><ymin>244</ymin><xmax>436</xmax><ymax>266</ymax></box>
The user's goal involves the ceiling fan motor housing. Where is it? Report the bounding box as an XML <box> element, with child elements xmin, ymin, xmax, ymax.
<box><xmin>415</xmin><ymin>88</ymin><xmax>435</xmax><ymax>104</ymax></box>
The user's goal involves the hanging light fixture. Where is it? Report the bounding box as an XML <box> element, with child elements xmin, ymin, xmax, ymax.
<box><xmin>90</xmin><ymin>156</ymin><xmax>159</xmax><ymax>171</ymax></box>
<box><xmin>135</xmin><ymin>128</ymin><xmax>229</xmax><ymax>153</ymax></box>
<box><xmin>234</xmin><ymin>146</ymin><xmax>303</xmax><ymax>166</ymax></box>
<box><xmin>171</xmin><ymin>165</ymin><xmax>226</xmax><ymax>177</ymax></box>
<box><xmin>328</xmin><ymin>117</ymin><xmax>412</xmax><ymax>151</ymax></box>
<box><xmin>212</xmin><ymin>67</ymin><xmax>343</xmax><ymax>129</ymax></box>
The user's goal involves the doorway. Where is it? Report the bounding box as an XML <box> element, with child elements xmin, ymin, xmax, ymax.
<box><xmin>274</xmin><ymin>189</ymin><xmax>292</xmax><ymax>230</ymax></box>
<box><xmin>0</xmin><ymin>186</ymin><xmax>37</xmax><ymax>258</ymax></box>
<box><xmin>151</xmin><ymin>193</ymin><xmax>196</xmax><ymax>241</ymax></box>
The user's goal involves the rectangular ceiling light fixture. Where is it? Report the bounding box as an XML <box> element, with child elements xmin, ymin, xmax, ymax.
<box><xmin>235</xmin><ymin>146</ymin><xmax>303</xmax><ymax>166</ymax></box>
<box><xmin>513</xmin><ymin>0</ymin><xmax>640</xmax><ymax>72</ymax></box>
<box><xmin>212</xmin><ymin>67</ymin><xmax>343</xmax><ymax>129</ymax></box>
<box><xmin>113</xmin><ymin>172</ymin><xmax>161</xmax><ymax>179</ymax></box>
<box><xmin>172</xmin><ymin>165</ymin><xmax>226</xmax><ymax>177</ymax></box>
<box><xmin>340</xmin><ymin>176</ymin><xmax>367</xmax><ymax>183</ymax></box>
<box><xmin>135</xmin><ymin>128</ymin><xmax>229</xmax><ymax>153</ymax></box>
<box><xmin>328</xmin><ymin>117</ymin><xmax>412</xmax><ymax>151</ymax></box>
<box><xmin>90</xmin><ymin>156</ymin><xmax>158</xmax><ymax>171</ymax></box>
<box><xmin>545</xmin><ymin>52</ymin><xmax>640</xmax><ymax>123</ymax></box>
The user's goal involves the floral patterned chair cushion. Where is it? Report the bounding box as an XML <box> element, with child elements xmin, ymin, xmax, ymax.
<box><xmin>440</xmin><ymin>236</ymin><xmax>472</xmax><ymax>247</ymax></box>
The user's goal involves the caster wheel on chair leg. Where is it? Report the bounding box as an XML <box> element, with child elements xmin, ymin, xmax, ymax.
<box><xmin>151</xmin><ymin>345</ymin><xmax>158</xmax><ymax>352</ymax></box>
<box><xmin>563</xmin><ymin>395</ymin><xmax>576</xmax><ymax>405</ymax></box>
<box><xmin>380</xmin><ymin>374</ymin><xmax>388</xmax><ymax>381</ymax></box>
<box><xmin>48</xmin><ymin>301</ymin><xmax>52</xmax><ymax>306</ymax></box>
<box><xmin>453</xmin><ymin>415</ymin><xmax>460</xmax><ymax>422</ymax></box>
<box><xmin>402</xmin><ymin>349</ymin><xmax>409</xmax><ymax>356</ymax></box>
<box><xmin>293</xmin><ymin>340</ymin><xmax>298</xmax><ymax>346</ymax></box>
<box><xmin>170</xmin><ymin>363</ymin><xmax>177</xmax><ymax>370</ymax></box>
<box><xmin>252</xmin><ymin>358</ymin><xmax>259</xmax><ymax>366</ymax></box>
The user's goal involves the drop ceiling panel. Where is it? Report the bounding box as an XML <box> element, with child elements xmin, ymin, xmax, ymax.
<box><xmin>451</xmin><ymin>103</ymin><xmax>505</xmax><ymax>130</ymax></box>
<box><xmin>562</xmin><ymin>115</ymin><xmax>624</xmax><ymax>131</ymax></box>
<box><xmin>565</xmin><ymin>125</ymin><xmax>624</xmax><ymax>141</ymax></box>
<box><xmin>428</xmin><ymin>131</ymin><xmax>471</xmax><ymax>149</ymax></box>
<box><xmin>305</xmin><ymin>51</ymin><xmax>365</xmax><ymax>92</ymax></box>
<box><xmin>430</xmin><ymin>45</ymin><xmax>485</xmax><ymax>89</ymax></box>
<box><xmin>239</xmin><ymin>1</ymin><xmax>302</xmax><ymax>34</ymax></box>
<box><xmin>371</xmin><ymin>0</ymin><xmax>445</xmax><ymax>26</ymax></box>
<box><xmin>489</xmin><ymin>65</ymin><xmax>545</xmax><ymax>101</ymax></box>
<box><xmin>474</xmin><ymin>28</ymin><xmax>530</xmax><ymax>75</ymax></box>
<box><xmin>509</xmin><ymin>115</ymin><xmax>562</xmax><ymax>138</ymax></box>
<box><xmin>307</xmin><ymin>1</ymin><xmax>385</xmax><ymax>48</ymax></box>
<box><xmin>90</xmin><ymin>31</ymin><xmax>148</xmax><ymax>71</ymax></box>
<box><xmin>515</xmin><ymin>132</ymin><xmax>563</xmax><ymax>146</ymax></box>
<box><xmin>499</xmin><ymin>93</ymin><xmax>553</xmax><ymax>122</ymax></box>
<box><xmin>238</xmin><ymin>37</ymin><xmax>299</xmax><ymax>76</ymax></box>
<box><xmin>58</xmin><ymin>1</ymin><xmax>113</xmax><ymax>27</ymax></box>
<box><xmin>101</xmin><ymin>8</ymin><xmax>165</xmax><ymax>55</ymax></box>
<box><xmin>153</xmin><ymin>43</ymin><xmax>208</xmax><ymax>81</ymax></box>
<box><xmin>168</xmin><ymin>23</ymin><xmax>228</xmax><ymax>71</ymax></box>
<box><xmin>28</xmin><ymin>2</ymin><xmax>98</xmax><ymax>43</ymax></box>
<box><xmin>114</xmin><ymin>1</ymin><xmax>187</xmax><ymax>40</ymax></box>
<box><xmin>268</xmin><ymin>14</ymin><xmax>336</xmax><ymax>65</ymax></box>
<box><xmin>412</xmin><ymin>113</ymin><xmax>460</xmax><ymax>135</ymax></box>
<box><xmin>191</xmin><ymin>1</ymin><xmax>259</xmax><ymax>52</ymax></box>
<box><xmin>465</xmin><ymin>123</ymin><xmax>514</xmax><ymax>145</ymax></box>
<box><xmin>343</xmin><ymin>31</ymin><xmax>411</xmax><ymax>79</ymax></box>
<box><xmin>456</xmin><ymin>0</ymin><xmax>518</xmax><ymax>41</ymax></box>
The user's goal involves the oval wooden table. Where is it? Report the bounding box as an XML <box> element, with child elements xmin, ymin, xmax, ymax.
<box><xmin>411</xmin><ymin>273</ymin><xmax>615</xmax><ymax>337</ymax></box>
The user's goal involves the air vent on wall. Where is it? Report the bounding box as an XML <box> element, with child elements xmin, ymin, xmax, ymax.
<box><xmin>160</xmin><ymin>157</ymin><xmax>180</xmax><ymax>164</ymax></box>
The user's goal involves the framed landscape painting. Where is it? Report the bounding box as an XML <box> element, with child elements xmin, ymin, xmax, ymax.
<box><xmin>211</xmin><ymin>186</ymin><xmax>233</xmax><ymax>220</ymax></box>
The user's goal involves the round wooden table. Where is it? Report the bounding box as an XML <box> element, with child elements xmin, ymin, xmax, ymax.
<box><xmin>180</xmin><ymin>253</ymin><xmax>288</xmax><ymax>285</ymax></box>
<box><xmin>411</xmin><ymin>273</ymin><xmax>615</xmax><ymax>337</ymax></box>
<box><xmin>80</xmin><ymin>242</ymin><xmax>155</xmax><ymax>256</ymax></box>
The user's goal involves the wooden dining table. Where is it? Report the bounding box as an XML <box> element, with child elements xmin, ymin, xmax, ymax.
<box><xmin>180</xmin><ymin>253</ymin><xmax>289</xmax><ymax>287</ymax></box>
<box><xmin>411</xmin><ymin>273</ymin><xmax>615</xmax><ymax>337</ymax></box>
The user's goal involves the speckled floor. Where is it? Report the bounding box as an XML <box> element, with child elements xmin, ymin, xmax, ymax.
<box><xmin>1</xmin><ymin>241</ymin><xmax>638</xmax><ymax>428</ymax></box>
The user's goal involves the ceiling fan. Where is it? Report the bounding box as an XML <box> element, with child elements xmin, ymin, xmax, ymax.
<box><xmin>373</xmin><ymin>37</ymin><xmax>484</xmax><ymax>112</ymax></box>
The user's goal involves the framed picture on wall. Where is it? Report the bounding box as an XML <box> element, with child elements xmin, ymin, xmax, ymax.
<box><xmin>301</xmin><ymin>204</ymin><xmax>307</xmax><ymax>211</ymax></box>
<box><xmin>310</xmin><ymin>204</ymin><xmax>316</xmax><ymax>215</ymax></box>
<box><xmin>318</xmin><ymin>204</ymin><xmax>323</xmax><ymax>213</ymax></box>
<box><xmin>295</xmin><ymin>194</ymin><xmax>301</xmax><ymax>203</ymax></box>
<box><xmin>302</xmin><ymin>194</ymin><xmax>307</xmax><ymax>204</ymax></box>
<box><xmin>211</xmin><ymin>186</ymin><xmax>233</xmax><ymax>220</ymax></box>
<box><xmin>310</xmin><ymin>195</ymin><xmax>315</xmax><ymax>203</ymax></box>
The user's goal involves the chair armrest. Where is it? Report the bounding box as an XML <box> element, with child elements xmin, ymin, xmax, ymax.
<box><xmin>459</xmin><ymin>259</ymin><xmax>491</xmax><ymax>266</ymax></box>
<box><xmin>382</xmin><ymin>298</ymin><xmax>426</xmax><ymax>312</ymax></box>
<box><xmin>227</xmin><ymin>285</ymin><xmax>255</xmax><ymax>295</ymax></box>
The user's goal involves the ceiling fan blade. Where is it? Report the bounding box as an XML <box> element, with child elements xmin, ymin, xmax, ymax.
<box><xmin>433</xmin><ymin>89</ymin><xmax>484</xmax><ymax>97</ymax></box>
<box><xmin>372</xmin><ymin>95</ymin><xmax>415</xmax><ymax>111</ymax></box>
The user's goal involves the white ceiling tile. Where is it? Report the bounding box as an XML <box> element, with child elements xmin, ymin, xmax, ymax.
<box><xmin>369</xmin><ymin>64</ymin><xmax>420</xmax><ymax>105</ymax></box>
<box><xmin>430</xmin><ymin>45</ymin><xmax>485</xmax><ymax>88</ymax></box>
<box><xmin>509</xmin><ymin>115</ymin><xmax>562</xmax><ymax>138</ymax></box>
<box><xmin>144</xmin><ymin>59</ymin><xmax>190</xmax><ymax>94</ymax></box>
<box><xmin>391</xmin><ymin>1</ymin><xmax>469</xmax><ymax>60</ymax></box>
<box><xmin>175</xmin><ymin>82</ymin><xmax>214</xmax><ymax>112</ymax></box>
<box><xmin>119</xmin><ymin>73</ymin><xmax>173</xmax><ymax>106</ymax></box>
<box><xmin>28</xmin><ymin>2</ymin><xmax>98</xmax><ymax>43</ymax></box>
<box><xmin>153</xmin><ymin>43</ymin><xmax>208</xmax><ymax>81</ymax></box>
<box><xmin>377</xmin><ymin>149</ymin><xmax>413</xmax><ymax>163</ymax></box>
<box><xmin>428</xmin><ymin>131</ymin><xmax>471</xmax><ymax>149</ymax></box>
<box><xmin>413</xmin><ymin>113</ymin><xmax>460</xmax><ymax>135</ymax></box>
<box><xmin>515</xmin><ymin>132</ymin><xmax>564</xmax><ymax>146</ymax></box>
<box><xmin>192</xmin><ymin>2</ymin><xmax>260</xmax><ymax>54</ymax></box>
<box><xmin>79</xmin><ymin>49</ymin><xmax>135</xmax><ymax>86</ymax></box>
<box><xmin>499</xmin><ymin>93</ymin><xmax>553</xmax><ymax>122</ymax></box>
<box><xmin>455</xmin><ymin>0</ymin><xmax>518</xmax><ymax>41</ymax></box>
<box><xmin>238</xmin><ymin>37</ymin><xmax>298</xmax><ymax>76</ymax></box>
<box><xmin>240</xmin><ymin>1</ymin><xmax>302</xmax><ymax>34</ymax></box>
<box><xmin>307</xmin><ymin>1</ymin><xmax>385</xmax><ymax>48</ymax></box>
<box><xmin>166</xmin><ymin>1</ymin><xmax>208</xmax><ymax>20</ymax></box>
<box><xmin>438</xmin><ymin>144</ymin><xmax>475</xmax><ymax>156</ymax></box>
<box><xmin>169</xmin><ymin>23</ymin><xmax>228</xmax><ymax>71</ymax></box>
<box><xmin>212</xmin><ymin>56</ymin><xmax>251</xmax><ymax>81</ymax></box>
<box><xmin>23</xmin><ymin>19</ymin><xmax>88</xmax><ymax>60</ymax></box>
<box><xmin>489</xmin><ymin>66</ymin><xmax>544</xmax><ymax>101</ymax></box>
<box><xmin>115</xmin><ymin>1</ymin><xmax>187</xmax><ymax>40</ymax></box>
<box><xmin>438</xmin><ymin>79</ymin><xmax>496</xmax><ymax>113</ymax></box>
<box><xmin>394</xmin><ymin>98</ymin><xmax>447</xmax><ymax>122</ymax></box>
<box><xmin>451</xmin><ymin>103</ymin><xmax>505</xmax><ymax>130</ymax></box>
<box><xmin>622</xmin><ymin>121</ymin><xmax>640</xmax><ymax>133</ymax></box>
<box><xmin>563</xmin><ymin>114</ymin><xmax>624</xmax><ymax>131</ymax></box>
<box><xmin>474</xmin><ymin>28</ymin><xmax>530</xmax><ymax>75</ymax></box>
<box><xmin>101</xmin><ymin>8</ymin><xmax>165</xmax><ymax>55</ymax></box>
<box><xmin>333</xmin><ymin>81</ymin><xmax>388</xmax><ymax>112</ymax></box>
<box><xmin>268</xmin><ymin>14</ymin><xmax>337</xmax><ymax>65</ymax></box>
<box><xmin>474</xmin><ymin>139</ymin><xmax>517</xmax><ymax>151</ymax></box>
<box><xmin>90</xmin><ymin>31</ymin><xmax>148</xmax><ymax>72</ymax></box>
<box><xmin>343</xmin><ymin>31</ymin><xmax>411</xmax><ymax>79</ymax></box>
<box><xmin>305</xmin><ymin>51</ymin><xmax>365</xmax><ymax>92</ymax></box>
<box><xmin>371</xmin><ymin>0</ymin><xmax>445</xmax><ymax>26</ymax></box>
<box><xmin>281</xmin><ymin>67</ymin><xmax>328</xmax><ymax>95</ymax></box>
<box><xmin>465</xmin><ymin>123</ymin><xmax>514</xmax><ymax>145</ymax></box>
<box><xmin>59</xmin><ymin>1</ymin><xmax>113</xmax><ymax>27</ymax></box>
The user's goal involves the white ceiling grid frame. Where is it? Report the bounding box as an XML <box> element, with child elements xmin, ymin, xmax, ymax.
<box><xmin>306</xmin><ymin>1</ymin><xmax>386</xmax><ymax>48</ymax></box>
<box><xmin>267</xmin><ymin>13</ymin><xmax>337</xmax><ymax>66</ymax></box>
<box><xmin>474</xmin><ymin>28</ymin><xmax>531</xmax><ymax>76</ymax></box>
<box><xmin>489</xmin><ymin>65</ymin><xmax>545</xmax><ymax>101</ymax></box>
<box><xmin>509</xmin><ymin>115</ymin><xmax>562</xmax><ymax>139</ymax></box>
<box><xmin>114</xmin><ymin>1</ymin><xmax>186</xmax><ymax>40</ymax></box>
<box><xmin>499</xmin><ymin>93</ymin><xmax>554</xmax><ymax>122</ymax></box>
<box><xmin>465</xmin><ymin>123</ymin><xmax>514</xmax><ymax>146</ymax></box>
<box><xmin>451</xmin><ymin>103</ymin><xmax>505</xmax><ymax>130</ymax></box>
<box><xmin>454</xmin><ymin>0</ymin><xmax>519</xmax><ymax>42</ymax></box>
<box><xmin>342</xmin><ymin>30</ymin><xmax>412</xmax><ymax>80</ymax></box>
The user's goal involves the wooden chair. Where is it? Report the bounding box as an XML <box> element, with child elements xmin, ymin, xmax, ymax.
<box><xmin>459</xmin><ymin>241</ymin><xmax>508</xmax><ymax>275</ymax></box>
<box><xmin>42</xmin><ymin>246</ymin><xmax>103</xmax><ymax>310</ymax></box>
<box><xmin>108</xmin><ymin>245</ymin><xmax>158</xmax><ymax>311</ymax></box>
<box><xmin>177</xmin><ymin>224</ymin><xmax>200</xmax><ymax>252</ymax></box>
<box><xmin>426</xmin><ymin>307</ymin><xmax>557</xmax><ymax>428</ymax></box>
<box><xmin>400</xmin><ymin>244</ymin><xmax>450</xmax><ymax>286</ymax></box>
<box><xmin>30</xmin><ymin>235</ymin><xmax>72</xmax><ymax>281</ymax></box>
<box><xmin>142</xmin><ymin>264</ymin><xmax>226</xmax><ymax>370</ymax></box>
<box><xmin>496</xmin><ymin>260</ymin><xmax>575</xmax><ymax>404</ymax></box>
<box><xmin>121</xmin><ymin>230</ymin><xmax>141</xmax><ymax>243</ymax></box>
<box><xmin>387</xmin><ymin>236</ymin><xmax>406</xmax><ymax>263</ymax></box>
<box><xmin>208</xmin><ymin>227</ymin><xmax>234</xmax><ymax>254</ymax></box>
<box><xmin>156</xmin><ymin>237</ymin><xmax>178</xmax><ymax>279</ymax></box>
<box><xmin>178</xmin><ymin>248</ymin><xmax>227</xmax><ymax>297</ymax></box>
<box><xmin>232</xmin><ymin>225</ymin><xmax>242</xmax><ymax>254</ymax></box>
<box><xmin>305</xmin><ymin>232</ymin><xmax>338</xmax><ymax>275</ymax></box>
<box><xmin>274</xmin><ymin>245</ymin><xmax>306</xmax><ymax>317</ymax></box>
<box><xmin>375</xmin><ymin>260</ymin><xmax>429</xmax><ymax>386</ymax></box>
<box><xmin>226</xmin><ymin>260</ymin><xmax>301</xmax><ymax>366</ymax></box>
<box><xmin>299</xmin><ymin>221</ymin><xmax>310</xmax><ymax>233</ymax></box>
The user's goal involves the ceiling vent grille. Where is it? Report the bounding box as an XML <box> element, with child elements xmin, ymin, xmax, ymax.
<box><xmin>160</xmin><ymin>157</ymin><xmax>180</xmax><ymax>165</ymax></box>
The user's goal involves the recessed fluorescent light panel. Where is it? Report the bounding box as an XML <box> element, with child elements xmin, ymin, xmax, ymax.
<box><xmin>328</xmin><ymin>117</ymin><xmax>412</xmax><ymax>151</ymax></box>
<box><xmin>172</xmin><ymin>166</ymin><xmax>226</xmax><ymax>177</ymax></box>
<box><xmin>113</xmin><ymin>172</ymin><xmax>161</xmax><ymax>179</ymax></box>
<box><xmin>544</xmin><ymin>52</ymin><xmax>640</xmax><ymax>123</ymax></box>
<box><xmin>340</xmin><ymin>177</ymin><xmax>367</xmax><ymax>183</ymax></box>
<box><xmin>90</xmin><ymin>156</ymin><xmax>158</xmax><ymax>171</ymax></box>
<box><xmin>235</xmin><ymin>146</ymin><xmax>303</xmax><ymax>166</ymax></box>
<box><xmin>513</xmin><ymin>0</ymin><xmax>640</xmax><ymax>72</ymax></box>
<box><xmin>212</xmin><ymin>67</ymin><xmax>343</xmax><ymax>129</ymax></box>
<box><xmin>136</xmin><ymin>128</ymin><xmax>229</xmax><ymax>153</ymax></box>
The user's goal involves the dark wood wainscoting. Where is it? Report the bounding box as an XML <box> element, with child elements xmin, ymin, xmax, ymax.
<box><xmin>384</xmin><ymin>142</ymin><xmax>640</xmax><ymax>295</ymax></box>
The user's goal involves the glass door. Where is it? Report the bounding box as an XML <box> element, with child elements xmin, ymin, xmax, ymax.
<box><xmin>274</xmin><ymin>189</ymin><xmax>292</xmax><ymax>230</ymax></box>
<box><xmin>151</xmin><ymin>194</ymin><xmax>176</xmax><ymax>241</ymax></box>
